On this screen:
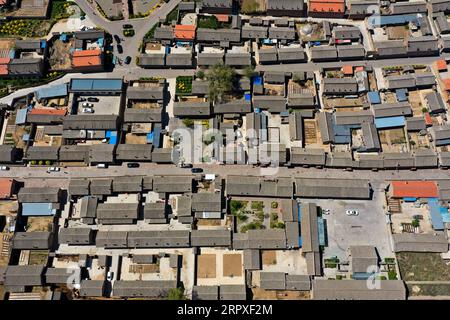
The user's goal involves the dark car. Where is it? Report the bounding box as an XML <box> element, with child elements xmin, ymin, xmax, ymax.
<box><xmin>114</xmin><ymin>34</ymin><xmax>121</xmax><ymax>43</ymax></box>
<box><xmin>191</xmin><ymin>168</ymin><xmax>203</xmax><ymax>173</ymax></box>
<box><xmin>127</xmin><ymin>162</ymin><xmax>140</xmax><ymax>168</ymax></box>
<box><xmin>124</xmin><ymin>56</ymin><xmax>131</xmax><ymax>64</ymax></box>
<box><xmin>123</xmin><ymin>24</ymin><xmax>133</xmax><ymax>29</ymax></box>
<box><xmin>117</xmin><ymin>45</ymin><xmax>123</xmax><ymax>54</ymax></box>
<box><xmin>87</xmin><ymin>97</ymin><xmax>99</xmax><ymax>102</ymax></box>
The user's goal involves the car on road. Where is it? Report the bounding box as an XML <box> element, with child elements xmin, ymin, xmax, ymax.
<box><xmin>127</xmin><ymin>162</ymin><xmax>140</xmax><ymax>168</ymax></box>
<box><xmin>82</xmin><ymin>107</ymin><xmax>94</xmax><ymax>113</ymax></box>
<box><xmin>87</xmin><ymin>97</ymin><xmax>99</xmax><ymax>102</ymax></box>
<box><xmin>124</xmin><ymin>56</ymin><xmax>131</xmax><ymax>64</ymax></box>
<box><xmin>0</xmin><ymin>166</ymin><xmax>10</xmax><ymax>171</ymax></box>
<box><xmin>123</xmin><ymin>24</ymin><xmax>133</xmax><ymax>29</ymax></box>
<box><xmin>81</xmin><ymin>102</ymin><xmax>93</xmax><ymax>108</ymax></box>
<box><xmin>345</xmin><ymin>210</ymin><xmax>359</xmax><ymax>216</ymax></box>
<box><xmin>47</xmin><ymin>167</ymin><xmax>60</xmax><ymax>173</ymax></box>
<box><xmin>180</xmin><ymin>163</ymin><xmax>193</xmax><ymax>168</ymax></box>
<box><xmin>114</xmin><ymin>35</ymin><xmax>121</xmax><ymax>43</ymax></box>
<box><xmin>117</xmin><ymin>45</ymin><xmax>123</xmax><ymax>54</ymax></box>
<box><xmin>97</xmin><ymin>163</ymin><xmax>108</xmax><ymax>169</ymax></box>
<box><xmin>191</xmin><ymin>168</ymin><xmax>203</xmax><ymax>173</ymax></box>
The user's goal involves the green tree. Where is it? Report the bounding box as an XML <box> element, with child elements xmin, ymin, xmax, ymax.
<box><xmin>206</xmin><ymin>64</ymin><xmax>236</xmax><ymax>104</ymax></box>
<box><xmin>196</xmin><ymin>70</ymin><xmax>205</xmax><ymax>80</ymax></box>
<box><xmin>182</xmin><ymin>118</ymin><xmax>194</xmax><ymax>128</ymax></box>
<box><xmin>168</xmin><ymin>287</ymin><xmax>186</xmax><ymax>300</ymax></box>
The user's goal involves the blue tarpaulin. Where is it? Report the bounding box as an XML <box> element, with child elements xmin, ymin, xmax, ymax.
<box><xmin>253</xmin><ymin>76</ymin><xmax>262</xmax><ymax>85</ymax></box>
<box><xmin>440</xmin><ymin>206</ymin><xmax>450</xmax><ymax>223</ymax></box>
<box><xmin>244</xmin><ymin>93</ymin><xmax>251</xmax><ymax>101</ymax></box>
<box><xmin>59</xmin><ymin>33</ymin><xmax>68</xmax><ymax>41</ymax></box>
<box><xmin>375</xmin><ymin>116</ymin><xmax>405</xmax><ymax>129</ymax></box>
<box><xmin>22</xmin><ymin>203</ymin><xmax>56</xmax><ymax>216</ymax></box>
<box><xmin>40</xmin><ymin>40</ymin><xmax>47</xmax><ymax>48</ymax></box>
<box><xmin>368</xmin><ymin>91</ymin><xmax>381</xmax><ymax>104</ymax></box>
<box><xmin>98</xmin><ymin>37</ymin><xmax>104</xmax><ymax>47</ymax></box>
<box><xmin>428</xmin><ymin>198</ymin><xmax>445</xmax><ymax>231</ymax></box>
<box><xmin>35</xmin><ymin>84</ymin><xmax>68</xmax><ymax>101</ymax></box>
<box><xmin>147</xmin><ymin>132</ymin><xmax>154</xmax><ymax>144</ymax></box>
<box><xmin>403</xmin><ymin>197</ymin><xmax>417</xmax><ymax>202</ymax></box>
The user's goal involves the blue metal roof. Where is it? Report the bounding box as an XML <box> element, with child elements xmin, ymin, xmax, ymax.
<box><xmin>15</xmin><ymin>108</ymin><xmax>27</xmax><ymax>125</ymax></box>
<box><xmin>428</xmin><ymin>198</ymin><xmax>444</xmax><ymax>231</ymax></box>
<box><xmin>318</xmin><ymin>216</ymin><xmax>325</xmax><ymax>246</ymax></box>
<box><xmin>396</xmin><ymin>89</ymin><xmax>408</xmax><ymax>102</ymax></box>
<box><xmin>253</xmin><ymin>76</ymin><xmax>262</xmax><ymax>85</ymax></box>
<box><xmin>368</xmin><ymin>14</ymin><xmax>420</xmax><ymax>28</ymax></box>
<box><xmin>22</xmin><ymin>202</ymin><xmax>56</xmax><ymax>216</ymax></box>
<box><xmin>368</xmin><ymin>91</ymin><xmax>381</xmax><ymax>105</ymax></box>
<box><xmin>70</xmin><ymin>79</ymin><xmax>123</xmax><ymax>91</ymax></box>
<box><xmin>375</xmin><ymin>116</ymin><xmax>405</xmax><ymax>129</ymax></box>
<box><xmin>35</xmin><ymin>83</ymin><xmax>68</xmax><ymax>100</ymax></box>
<box><xmin>440</xmin><ymin>206</ymin><xmax>450</xmax><ymax>223</ymax></box>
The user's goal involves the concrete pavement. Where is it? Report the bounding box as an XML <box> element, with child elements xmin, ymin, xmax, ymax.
<box><xmin>1</xmin><ymin>163</ymin><xmax>450</xmax><ymax>185</ymax></box>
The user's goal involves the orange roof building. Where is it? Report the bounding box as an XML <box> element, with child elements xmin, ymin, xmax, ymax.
<box><xmin>0</xmin><ymin>178</ymin><xmax>15</xmax><ymax>199</ymax></box>
<box><xmin>424</xmin><ymin>112</ymin><xmax>433</xmax><ymax>126</ymax></box>
<box><xmin>391</xmin><ymin>181</ymin><xmax>439</xmax><ymax>198</ymax></box>
<box><xmin>308</xmin><ymin>0</ymin><xmax>345</xmax><ymax>16</ymax></box>
<box><xmin>0</xmin><ymin>57</ymin><xmax>10</xmax><ymax>76</ymax></box>
<box><xmin>29</xmin><ymin>108</ymin><xmax>67</xmax><ymax>116</ymax></box>
<box><xmin>174</xmin><ymin>25</ymin><xmax>196</xmax><ymax>40</ymax></box>
<box><xmin>214</xmin><ymin>14</ymin><xmax>229</xmax><ymax>22</ymax></box>
<box><xmin>72</xmin><ymin>49</ymin><xmax>103</xmax><ymax>69</ymax></box>
<box><xmin>436</xmin><ymin>59</ymin><xmax>447</xmax><ymax>72</ymax></box>
<box><xmin>444</xmin><ymin>78</ymin><xmax>450</xmax><ymax>91</ymax></box>
<box><xmin>342</xmin><ymin>65</ymin><xmax>353</xmax><ymax>75</ymax></box>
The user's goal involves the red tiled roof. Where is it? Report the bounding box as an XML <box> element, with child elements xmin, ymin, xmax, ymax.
<box><xmin>436</xmin><ymin>59</ymin><xmax>447</xmax><ymax>71</ymax></box>
<box><xmin>391</xmin><ymin>181</ymin><xmax>439</xmax><ymax>198</ymax></box>
<box><xmin>0</xmin><ymin>64</ymin><xmax>8</xmax><ymax>75</ymax></box>
<box><xmin>0</xmin><ymin>57</ymin><xmax>10</xmax><ymax>65</ymax></box>
<box><xmin>309</xmin><ymin>0</ymin><xmax>345</xmax><ymax>12</ymax></box>
<box><xmin>444</xmin><ymin>78</ymin><xmax>450</xmax><ymax>91</ymax></box>
<box><xmin>424</xmin><ymin>112</ymin><xmax>433</xmax><ymax>126</ymax></box>
<box><xmin>72</xmin><ymin>49</ymin><xmax>102</xmax><ymax>68</ymax></box>
<box><xmin>174</xmin><ymin>24</ymin><xmax>196</xmax><ymax>40</ymax></box>
<box><xmin>214</xmin><ymin>14</ymin><xmax>229</xmax><ymax>22</ymax></box>
<box><xmin>0</xmin><ymin>178</ymin><xmax>14</xmax><ymax>199</ymax></box>
<box><xmin>29</xmin><ymin>108</ymin><xmax>67</xmax><ymax>115</ymax></box>
<box><xmin>342</xmin><ymin>65</ymin><xmax>353</xmax><ymax>75</ymax></box>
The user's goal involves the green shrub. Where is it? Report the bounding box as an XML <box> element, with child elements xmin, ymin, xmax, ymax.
<box><xmin>251</xmin><ymin>201</ymin><xmax>264</xmax><ymax>211</ymax></box>
<box><xmin>388</xmin><ymin>270</ymin><xmax>398</xmax><ymax>280</ymax></box>
<box><xmin>271</xmin><ymin>201</ymin><xmax>278</xmax><ymax>209</ymax></box>
<box><xmin>255</xmin><ymin>211</ymin><xmax>265</xmax><ymax>221</ymax></box>
<box><xmin>38</xmin><ymin>160</ymin><xmax>44</xmax><ymax>165</ymax></box>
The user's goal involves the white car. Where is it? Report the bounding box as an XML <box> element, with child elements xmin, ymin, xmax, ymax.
<box><xmin>345</xmin><ymin>210</ymin><xmax>359</xmax><ymax>216</ymax></box>
<box><xmin>107</xmin><ymin>271</ymin><xmax>114</xmax><ymax>281</ymax></box>
<box><xmin>82</xmin><ymin>107</ymin><xmax>94</xmax><ymax>113</ymax></box>
<box><xmin>97</xmin><ymin>163</ymin><xmax>107</xmax><ymax>169</ymax></box>
<box><xmin>0</xmin><ymin>166</ymin><xmax>9</xmax><ymax>171</ymax></box>
<box><xmin>47</xmin><ymin>167</ymin><xmax>60</xmax><ymax>172</ymax></box>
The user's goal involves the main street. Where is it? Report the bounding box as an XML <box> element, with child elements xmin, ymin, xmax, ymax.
<box><xmin>1</xmin><ymin>163</ymin><xmax>450</xmax><ymax>186</ymax></box>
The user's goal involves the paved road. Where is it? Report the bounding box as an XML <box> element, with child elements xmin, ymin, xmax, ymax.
<box><xmin>1</xmin><ymin>163</ymin><xmax>450</xmax><ymax>185</ymax></box>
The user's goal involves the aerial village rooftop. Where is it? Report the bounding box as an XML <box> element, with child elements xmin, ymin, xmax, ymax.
<box><xmin>0</xmin><ymin>0</ymin><xmax>450</xmax><ymax>302</ymax></box>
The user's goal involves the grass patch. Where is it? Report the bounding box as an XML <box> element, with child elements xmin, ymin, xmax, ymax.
<box><xmin>166</xmin><ymin>7</ymin><xmax>179</xmax><ymax>23</ymax></box>
<box><xmin>240</xmin><ymin>221</ymin><xmax>265</xmax><ymax>233</ymax></box>
<box><xmin>397</xmin><ymin>252</ymin><xmax>450</xmax><ymax>281</ymax></box>
<box><xmin>145</xmin><ymin>23</ymin><xmax>158</xmax><ymax>39</ymax></box>
<box><xmin>198</xmin><ymin>15</ymin><xmax>230</xmax><ymax>29</ymax></box>
<box><xmin>251</xmin><ymin>201</ymin><xmax>264</xmax><ymax>211</ymax></box>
